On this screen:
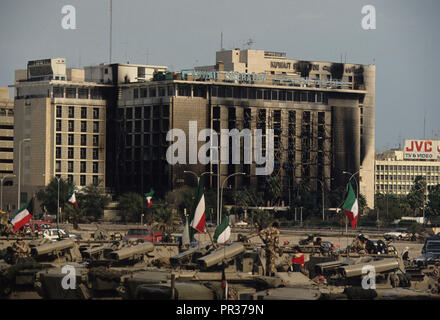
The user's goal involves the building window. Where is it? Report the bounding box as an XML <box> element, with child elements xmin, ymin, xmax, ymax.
<box><xmin>81</xmin><ymin>121</ymin><xmax>87</xmax><ymax>132</ymax></box>
<box><xmin>56</xmin><ymin>161</ymin><xmax>61</xmax><ymax>173</ymax></box>
<box><xmin>80</xmin><ymin>161</ymin><xmax>86</xmax><ymax>173</ymax></box>
<box><xmin>133</xmin><ymin>88</ymin><xmax>139</xmax><ymax>99</ymax></box>
<box><xmin>93</xmin><ymin>162</ymin><xmax>98</xmax><ymax>173</ymax></box>
<box><xmin>93</xmin><ymin>121</ymin><xmax>99</xmax><ymax>133</ymax></box>
<box><xmin>68</xmin><ymin>147</ymin><xmax>74</xmax><ymax>159</ymax></box>
<box><xmin>56</xmin><ymin>134</ymin><xmax>61</xmax><ymax>145</ymax></box>
<box><xmin>56</xmin><ymin>106</ymin><xmax>62</xmax><ymax>118</ymax></box>
<box><xmin>93</xmin><ymin>108</ymin><xmax>99</xmax><ymax>119</ymax></box>
<box><xmin>66</xmin><ymin>88</ymin><xmax>76</xmax><ymax>98</ymax></box>
<box><xmin>68</xmin><ymin>134</ymin><xmax>74</xmax><ymax>145</ymax></box>
<box><xmin>56</xmin><ymin>147</ymin><xmax>61</xmax><ymax>159</ymax></box>
<box><xmin>68</xmin><ymin>120</ymin><xmax>74</xmax><ymax>132</ymax></box>
<box><xmin>56</xmin><ymin>120</ymin><xmax>62</xmax><ymax>131</ymax></box>
<box><xmin>93</xmin><ymin>176</ymin><xmax>99</xmax><ymax>185</ymax></box>
<box><xmin>68</xmin><ymin>106</ymin><xmax>74</xmax><ymax>118</ymax></box>
<box><xmin>80</xmin><ymin>175</ymin><xmax>86</xmax><ymax>186</ymax></box>
<box><xmin>68</xmin><ymin>175</ymin><xmax>73</xmax><ymax>184</ymax></box>
<box><xmin>126</xmin><ymin>108</ymin><xmax>133</xmax><ymax>120</ymax></box>
<box><xmin>81</xmin><ymin>134</ymin><xmax>87</xmax><ymax>146</ymax></box>
<box><xmin>68</xmin><ymin>161</ymin><xmax>74</xmax><ymax>172</ymax></box>
<box><xmin>93</xmin><ymin>148</ymin><xmax>99</xmax><ymax>160</ymax></box>
<box><xmin>93</xmin><ymin>135</ymin><xmax>99</xmax><ymax>146</ymax></box>
<box><xmin>78</xmin><ymin>88</ymin><xmax>88</xmax><ymax>99</ymax></box>
<box><xmin>81</xmin><ymin>107</ymin><xmax>87</xmax><ymax>119</ymax></box>
<box><xmin>80</xmin><ymin>148</ymin><xmax>86</xmax><ymax>159</ymax></box>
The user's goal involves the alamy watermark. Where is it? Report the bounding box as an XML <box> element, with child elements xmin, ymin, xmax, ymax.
<box><xmin>361</xmin><ymin>265</ymin><xmax>376</xmax><ymax>290</ymax></box>
<box><xmin>61</xmin><ymin>5</ymin><xmax>76</xmax><ymax>30</ymax></box>
<box><xmin>166</xmin><ymin>121</ymin><xmax>274</xmax><ymax>175</ymax></box>
<box><xmin>361</xmin><ymin>5</ymin><xmax>376</xmax><ymax>30</ymax></box>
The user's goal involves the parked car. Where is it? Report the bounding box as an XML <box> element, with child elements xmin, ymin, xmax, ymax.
<box><xmin>412</xmin><ymin>252</ymin><xmax>437</xmax><ymax>267</ymax></box>
<box><xmin>42</xmin><ymin>228</ymin><xmax>77</xmax><ymax>241</ymax></box>
<box><xmin>234</xmin><ymin>221</ymin><xmax>248</xmax><ymax>228</ymax></box>
<box><xmin>122</xmin><ymin>228</ymin><xmax>162</xmax><ymax>243</ymax></box>
<box><xmin>383</xmin><ymin>229</ymin><xmax>410</xmax><ymax>241</ymax></box>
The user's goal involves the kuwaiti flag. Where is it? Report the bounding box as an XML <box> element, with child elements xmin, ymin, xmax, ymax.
<box><xmin>189</xmin><ymin>176</ymin><xmax>206</xmax><ymax>236</ymax></box>
<box><xmin>342</xmin><ymin>182</ymin><xmax>358</xmax><ymax>228</ymax></box>
<box><xmin>144</xmin><ymin>189</ymin><xmax>154</xmax><ymax>208</ymax></box>
<box><xmin>68</xmin><ymin>187</ymin><xmax>78</xmax><ymax>208</ymax></box>
<box><xmin>214</xmin><ymin>215</ymin><xmax>231</xmax><ymax>244</ymax></box>
<box><xmin>11</xmin><ymin>198</ymin><xmax>34</xmax><ymax>232</ymax></box>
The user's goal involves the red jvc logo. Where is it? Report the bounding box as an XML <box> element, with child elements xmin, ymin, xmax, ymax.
<box><xmin>405</xmin><ymin>140</ymin><xmax>439</xmax><ymax>152</ymax></box>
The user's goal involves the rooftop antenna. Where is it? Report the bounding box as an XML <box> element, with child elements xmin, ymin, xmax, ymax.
<box><xmin>221</xmin><ymin>32</ymin><xmax>223</xmax><ymax>50</ymax></box>
<box><xmin>109</xmin><ymin>0</ymin><xmax>112</xmax><ymax>64</ymax></box>
<box><xmin>344</xmin><ymin>52</ymin><xmax>347</xmax><ymax>63</ymax></box>
<box><xmin>145</xmin><ymin>49</ymin><xmax>149</xmax><ymax>65</ymax></box>
<box><xmin>245</xmin><ymin>38</ymin><xmax>255</xmax><ymax>49</ymax></box>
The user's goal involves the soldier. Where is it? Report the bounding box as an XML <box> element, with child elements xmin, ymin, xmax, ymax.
<box><xmin>12</xmin><ymin>240</ymin><xmax>31</xmax><ymax>259</ymax></box>
<box><xmin>259</xmin><ymin>221</ymin><xmax>282</xmax><ymax>276</ymax></box>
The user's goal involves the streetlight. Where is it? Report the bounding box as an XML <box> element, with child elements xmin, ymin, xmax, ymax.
<box><xmin>1</xmin><ymin>174</ymin><xmax>16</xmax><ymax>218</ymax></box>
<box><xmin>183</xmin><ymin>170</ymin><xmax>213</xmax><ymax>222</ymax></box>
<box><xmin>18</xmin><ymin>138</ymin><xmax>31</xmax><ymax>211</ymax></box>
<box><xmin>220</xmin><ymin>172</ymin><xmax>246</xmax><ymax>224</ymax></box>
<box><xmin>43</xmin><ymin>174</ymin><xmax>61</xmax><ymax>229</ymax></box>
<box><xmin>343</xmin><ymin>170</ymin><xmax>360</xmax><ymax>199</ymax></box>
<box><xmin>317</xmin><ymin>178</ymin><xmax>335</xmax><ymax>221</ymax></box>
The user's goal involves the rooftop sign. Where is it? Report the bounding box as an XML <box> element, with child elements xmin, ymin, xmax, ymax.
<box><xmin>403</xmin><ymin>139</ymin><xmax>440</xmax><ymax>160</ymax></box>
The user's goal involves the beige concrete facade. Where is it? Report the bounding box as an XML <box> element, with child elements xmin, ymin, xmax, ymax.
<box><xmin>375</xmin><ymin>149</ymin><xmax>440</xmax><ymax>195</ymax></box>
<box><xmin>11</xmin><ymin>59</ymin><xmax>107</xmax><ymax>212</ymax></box>
<box><xmin>0</xmin><ymin>88</ymin><xmax>14</xmax><ymax>175</ymax></box>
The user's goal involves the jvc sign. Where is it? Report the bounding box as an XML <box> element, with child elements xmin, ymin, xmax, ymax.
<box><xmin>404</xmin><ymin>139</ymin><xmax>440</xmax><ymax>160</ymax></box>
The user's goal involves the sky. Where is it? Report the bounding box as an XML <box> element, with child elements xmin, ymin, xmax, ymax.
<box><xmin>0</xmin><ymin>0</ymin><xmax>439</xmax><ymax>152</ymax></box>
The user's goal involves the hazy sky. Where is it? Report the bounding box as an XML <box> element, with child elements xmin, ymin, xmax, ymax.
<box><xmin>0</xmin><ymin>0</ymin><xmax>439</xmax><ymax>152</ymax></box>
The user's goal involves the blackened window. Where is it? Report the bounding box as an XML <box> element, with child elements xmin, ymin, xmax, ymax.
<box><xmin>80</xmin><ymin>175</ymin><xmax>86</xmax><ymax>186</ymax></box>
<box><xmin>93</xmin><ymin>108</ymin><xmax>99</xmax><ymax>119</ymax></box>
<box><xmin>135</xmin><ymin>135</ymin><xmax>141</xmax><ymax>146</ymax></box>
<box><xmin>56</xmin><ymin>147</ymin><xmax>61</xmax><ymax>159</ymax></box>
<box><xmin>68</xmin><ymin>175</ymin><xmax>73</xmax><ymax>184</ymax></box>
<box><xmin>144</xmin><ymin>106</ymin><xmax>151</xmax><ymax>118</ymax></box>
<box><xmin>68</xmin><ymin>120</ymin><xmax>74</xmax><ymax>132</ymax></box>
<box><xmin>93</xmin><ymin>122</ymin><xmax>99</xmax><ymax>133</ymax></box>
<box><xmin>56</xmin><ymin>106</ymin><xmax>62</xmax><ymax>117</ymax></box>
<box><xmin>68</xmin><ymin>148</ymin><xmax>74</xmax><ymax>159</ymax></box>
<box><xmin>287</xmin><ymin>91</ymin><xmax>293</xmax><ymax>101</ymax></box>
<box><xmin>78</xmin><ymin>88</ymin><xmax>88</xmax><ymax>99</ymax></box>
<box><xmin>294</xmin><ymin>91</ymin><xmax>300</xmax><ymax>101</ymax></box>
<box><xmin>213</xmin><ymin>106</ymin><xmax>220</xmax><ymax>119</ymax></box>
<box><xmin>162</xmin><ymin>106</ymin><xmax>170</xmax><ymax>118</ymax></box>
<box><xmin>126</xmin><ymin>108</ymin><xmax>133</xmax><ymax>119</ymax></box>
<box><xmin>93</xmin><ymin>135</ymin><xmax>99</xmax><ymax>146</ymax></box>
<box><xmin>68</xmin><ymin>134</ymin><xmax>74</xmax><ymax>145</ymax></box>
<box><xmin>80</xmin><ymin>161</ymin><xmax>86</xmax><ymax>173</ymax></box>
<box><xmin>66</xmin><ymin>88</ymin><xmax>76</xmax><ymax>99</ymax></box>
<box><xmin>56</xmin><ymin>134</ymin><xmax>61</xmax><ymax>145</ymax></box>
<box><xmin>81</xmin><ymin>107</ymin><xmax>87</xmax><ymax>119</ymax></box>
<box><xmin>133</xmin><ymin>88</ymin><xmax>139</xmax><ymax>99</ymax></box>
<box><xmin>56</xmin><ymin>161</ymin><xmax>61</xmax><ymax>172</ymax></box>
<box><xmin>93</xmin><ymin>176</ymin><xmax>98</xmax><ymax>185</ymax></box>
<box><xmin>56</xmin><ymin>120</ymin><xmax>61</xmax><ymax>131</ymax></box>
<box><xmin>93</xmin><ymin>162</ymin><xmax>98</xmax><ymax>173</ymax></box>
<box><xmin>80</xmin><ymin>148</ymin><xmax>86</xmax><ymax>159</ymax></box>
<box><xmin>135</xmin><ymin>121</ymin><xmax>141</xmax><ymax>132</ymax></box>
<box><xmin>149</xmin><ymin>87</ymin><xmax>156</xmax><ymax>97</ymax></box>
<box><xmin>81</xmin><ymin>134</ymin><xmax>87</xmax><ymax>146</ymax></box>
<box><xmin>93</xmin><ymin>148</ymin><xmax>99</xmax><ymax>160</ymax></box>
<box><xmin>135</xmin><ymin>107</ymin><xmax>142</xmax><ymax>118</ymax></box>
<box><xmin>126</xmin><ymin>122</ymin><xmax>133</xmax><ymax>132</ymax></box>
<box><xmin>81</xmin><ymin>121</ymin><xmax>87</xmax><ymax>132</ymax></box>
<box><xmin>68</xmin><ymin>161</ymin><xmax>74</xmax><ymax>172</ymax></box>
<box><xmin>68</xmin><ymin>106</ymin><xmax>74</xmax><ymax>118</ymax></box>
<box><xmin>144</xmin><ymin>120</ymin><xmax>150</xmax><ymax>131</ymax></box>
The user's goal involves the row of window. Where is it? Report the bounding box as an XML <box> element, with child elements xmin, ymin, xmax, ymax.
<box><xmin>55</xmin><ymin>161</ymin><xmax>99</xmax><ymax>173</ymax></box>
<box><xmin>121</xmin><ymin>105</ymin><xmax>170</xmax><ymax>119</ymax></box>
<box><xmin>56</xmin><ymin>106</ymin><xmax>100</xmax><ymax>119</ymax></box>
<box><xmin>56</xmin><ymin>120</ymin><xmax>100</xmax><ymax>133</ymax></box>
<box><xmin>376</xmin><ymin>165</ymin><xmax>440</xmax><ymax>172</ymax></box>
<box><xmin>376</xmin><ymin>184</ymin><xmax>419</xmax><ymax>192</ymax></box>
<box><xmin>56</xmin><ymin>134</ymin><xmax>100</xmax><ymax>146</ymax></box>
<box><xmin>125</xmin><ymin>119</ymin><xmax>169</xmax><ymax>133</ymax></box>
<box><xmin>131</xmin><ymin>85</ymin><xmax>329</xmax><ymax>104</ymax></box>
<box><xmin>133</xmin><ymin>86</ymin><xmax>174</xmax><ymax>99</ymax></box>
<box><xmin>56</xmin><ymin>147</ymin><xmax>100</xmax><ymax>160</ymax></box>
<box><xmin>55</xmin><ymin>173</ymin><xmax>100</xmax><ymax>186</ymax></box>
<box><xmin>53</xmin><ymin>87</ymin><xmax>104</xmax><ymax>100</ymax></box>
<box><xmin>376</xmin><ymin>175</ymin><xmax>440</xmax><ymax>181</ymax></box>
